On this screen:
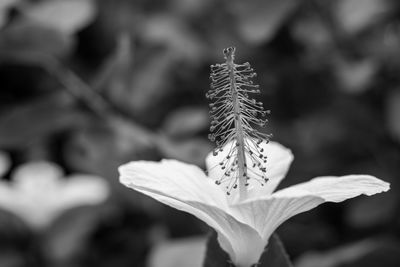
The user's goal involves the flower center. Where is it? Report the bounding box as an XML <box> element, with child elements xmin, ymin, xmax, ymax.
<box><xmin>206</xmin><ymin>47</ymin><xmax>272</xmax><ymax>199</ymax></box>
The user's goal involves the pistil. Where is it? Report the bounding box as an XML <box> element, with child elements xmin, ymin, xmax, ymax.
<box><xmin>207</xmin><ymin>47</ymin><xmax>272</xmax><ymax>198</ymax></box>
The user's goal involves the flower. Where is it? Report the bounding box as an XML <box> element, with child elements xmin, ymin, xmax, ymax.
<box><xmin>0</xmin><ymin>161</ymin><xmax>109</xmax><ymax>229</ymax></box>
<box><xmin>119</xmin><ymin>140</ymin><xmax>390</xmax><ymax>267</ymax></box>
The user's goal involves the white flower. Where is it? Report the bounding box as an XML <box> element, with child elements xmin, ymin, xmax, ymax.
<box><xmin>119</xmin><ymin>141</ymin><xmax>390</xmax><ymax>267</ymax></box>
<box><xmin>0</xmin><ymin>161</ymin><xmax>109</xmax><ymax>229</ymax></box>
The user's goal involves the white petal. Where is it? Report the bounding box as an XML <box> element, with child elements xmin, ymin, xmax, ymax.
<box><xmin>233</xmin><ymin>194</ymin><xmax>323</xmax><ymax>244</ymax></box>
<box><xmin>275</xmin><ymin>175</ymin><xmax>390</xmax><ymax>202</ymax></box>
<box><xmin>232</xmin><ymin>175</ymin><xmax>389</xmax><ymax>243</ymax></box>
<box><xmin>119</xmin><ymin>160</ymin><xmax>264</xmax><ymax>267</ymax></box>
<box><xmin>157</xmin><ymin>196</ymin><xmax>264</xmax><ymax>267</ymax></box>
<box><xmin>120</xmin><ymin>160</ymin><xmax>227</xmax><ymax>208</ymax></box>
<box><xmin>245</xmin><ymin>141</ymin><xmax>293</xmax><ymax>198</ymax></box>
<box><xmin>205</xmin><ymin>140</ymin><xmax>293</xmax><ymax>199</ymax></box>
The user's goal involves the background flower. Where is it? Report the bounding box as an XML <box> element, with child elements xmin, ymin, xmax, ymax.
<box><xmin>0</xmin><ymin>161</ymin><xmax>109</xmax><ymax>229</ymax></box>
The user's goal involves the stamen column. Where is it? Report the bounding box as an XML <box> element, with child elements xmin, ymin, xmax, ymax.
<box><xmin>226</xmin><ymin>49</ymin><xmax>248</xmax><ymax>200</ymax></box>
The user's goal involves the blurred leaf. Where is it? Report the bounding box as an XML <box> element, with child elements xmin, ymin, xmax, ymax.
<box><xmin>42</xmin><ymin>206</ymin><xmax>104</xmax><ymax>266</ymax></box>
<box><xmin>344</xmin><ymin>193</ymin><xmax>397</xmax><ymax>229</ymax></box>
<box><xmin>278</xmin><ymin>220</ymin><xmax>338</xmax><ymax>258</ymax></box>
<box><xmin>0</xmin><ymin>20</ymin><xmax>73</xmax><ymax>58</ymax></box>
<box><xmin>293</xmin><ymin>113</ymin><xmax>346</xmax><ymax>157</ymax></box>
<box><xmin>92</xmin><ymin>33</ymin><xmax>133</xmax><ymax>95</ymax></box>
<box><xmin>127</xmin><ymin>50</ymin><xmax>174</xmax><ymax>119</ymax></box>
<box><xmin>230</xmin><ymin>0</ymin><xmax>299</xmax><ymax>44</ymax></box>
<box><xmin>203</xmin><ymin>231</ymin><xmax>230</xmax><ymax>267</ymax></box>
<box><xmin>170</xmin><ymin>0</ymin><xmax>213</xmax><ymax>17</ymax></box>
<box><xmin>92</xmin><ymin>32</ymin><xmax>138</xmax><ymax>117</ymax></box>
<box><xmin>296</xmin><ymin>239</ymin><xmax>400</xmax><ymax>267</ymax></box>
<box><xmin>203</xmin><ymin>231</ymin><xmax>293</xmax><ymax>267</ymax></box>
<box><xmin>0</xmin><ymin>209</ymin><xmax>33</xmax><ymax>267</ymax></box>
<box><xmin>82</xmin><ymin>206</ymin><xmax>155</xmax><ymax>267</ymax></box>
<box><xmin>20</xmin><ymin>0</ymin><xmax>96</xmax><ymax>35</ymax></box>
<box><xmin>156</xmin><ymin>136</ymin><xmax>212</xmax><ymax>167</ymax></box>
<box><xmin>334</xmin><ymin>58</ymin><xmax>377</xmax><ymax>94</ymax></box>
<box><xmin>64</xmin><ymin>116</ymin><xmax>158</xmax><ymax>195</ymax></box>
<box><xmin>0</xmin><ymin>250</ymin><xmax>26</xmax><ymax>267</ymax></box>
<box><xmin>94</xmin><ymin>43</ymin><xmax>173</xmax><ymax>122</ymax></box>
<box><xmin>296</xmin><ymin>239</ymin><xmax>376</xmax><ymax>267</ymax></box>
<box><xmin>291</xmin><ymin>13</ymin><xmax>332</xmax><ymax>49</ymax></box>
<box><xmin>148</xmin><ymin>236</ymin><xmax>207</xmax><ymax>267</ymax></box>
<box><xmin>0</xmin><ymin>209</ymin><xmax>31</xmax><ymax>243</ymax></box>
<box><xmin>386</xmin><ymin>89</ymin><xmax>400</xmax><ymax>143</ymax></box>
<box><xmin>340</xmin><ymin>241</ymin><xmax>400</xmax><ymax>267</ymax></box>
<box><xmin>140</xmin><ymin>15</ymin><xmax>206</xmax><ymax>62</ymax></box>
<box><xmin>336</xmin><ymin>0</ymin><xmax>391</xmax><ymax>34</ymax></box>
<box><xmin>0</xmin><ymin>0</ymin><xmax>18</xmax><ymax>29</ymax></box>
<box><xmin>0</xmin><ymin>151</ymin><xmax>11</xmax><ymax>178</ymax></box>
<box><xmin>369</xmin><ymin>23</ymin><xmax>400</xmax><ymax>67</ymax></box>
<box><xmin>0</xmin><ymin>93</ymin><xmax>85</xmax><ymax>149</ymax></box>
<box><xmin>161</xmin><ymin>107</ymin><xmax>209</xmax><ymax>138</ymax></box>
<box><xmin>257</xmin><ymin>234</ymin><xmax>293</xmax><ymax>267</ymax></box>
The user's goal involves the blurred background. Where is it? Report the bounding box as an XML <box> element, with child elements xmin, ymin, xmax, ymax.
<box><xmin>0</xmin><ymin>0</ymin><xmax>400</xmax><ymax>266</ymax></box>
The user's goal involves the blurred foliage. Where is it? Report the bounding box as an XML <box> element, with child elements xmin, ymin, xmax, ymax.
<box><xmin>0</xmin><ymin>0</ymin><xmax>400</xmax><ymax>266</ymax></box>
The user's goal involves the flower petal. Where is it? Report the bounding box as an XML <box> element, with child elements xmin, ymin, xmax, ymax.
<box><xmin>164</xmin><ymin>197</ymin><xmax>264</xmax><ymax>267</ymax></box>
<box><xmin>232</xmin><ymin>175</ymin><xmax>389</xmax><ymax>243</ymax></box>
<box><xmin>205</xmin><ymin>140</ymin><xmax>293</xmax><ymax>198</ymax></box>
<box><xmin>275</xmin><ymin>175</ymin><xmax>390</xmax><ymax>202</ymax></box>
<box><xmin>119</xmin><ymin>160</ymin><xmax>264</xmax><ymax>267</ymax></box>
<box><xmin>120</xmin><ymin>159</ymin><xmax>227</xmax><ymax>208</ymax></box>
<box><xmin>233</xmin><ymin>194</ymin><xmax>323</xmax><ymax>244</ymax></box>
<box><xmin>245</xmin><ymin>141</ymin><xmax>293</xmax><ymax>198</ymax></box>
